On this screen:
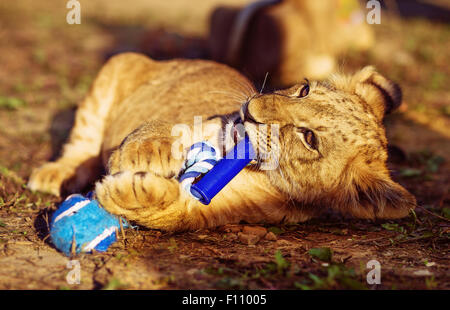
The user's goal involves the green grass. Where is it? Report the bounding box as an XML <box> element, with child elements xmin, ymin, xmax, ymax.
<box><xmin>0</xmin><ymin>96</ymin><xmax>26</xmax><ymax>110</ymax></box>
<box><xmin>274</xmin><ymin>250</ymin><xmax>290</xmax><ymax>273</ymax></box>
<box><xmin>102</xmin><ymin>278</ymin><xmax>127</xmax><ymax>290</ymax></box>
<box><xmin>294</xmin><ymin>264</ymin><xmax>366</xmax><ymax>290</ymax></box>
<box><xmin>308</xmin><ymin>247</ymin><xmax>333</xmax><ymax>262</ymax></box>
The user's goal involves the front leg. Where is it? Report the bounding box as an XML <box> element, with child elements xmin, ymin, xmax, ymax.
<box><xmin>95</xmin><ymin>169</ymin><xmax>294</xmax><ymax>231</ymax></box>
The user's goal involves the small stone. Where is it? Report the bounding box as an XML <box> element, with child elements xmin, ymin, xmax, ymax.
<box><xmin>413</xmin><ymin>270</ymin><xmax>433</xmax><ymax>277</ymax></box>
<box><xmin>226</xmin><ymin>233</ymin><xmax>238</xmax><ymax>241</ymax></box>
<box><xmin>264</xmin><ymin>231</ymin><xmax>277</xmax><ymax>241</ymax></box>
<box><xmin>275</xmin><ymin>239</ymin><xmax>291</xmax><ymax>247</ymax></box>
<box><xmin>186</xmin><ymin>268</ymin><xmax>198</xmax><ymax>275</ymax></box>
<box><xmin>238</xmin><ymin>232</ymin><xmax>260</xmax><ymax>245</ymax></box>
<box><xmin>221</xmin><ymin>224</ymin><xmax>242</xmax><ymax>233</ymax></box>
<box><xmin>242</xmin><ymin>226</ymin><xmax>267</xmax><ymax>238</ymax></box>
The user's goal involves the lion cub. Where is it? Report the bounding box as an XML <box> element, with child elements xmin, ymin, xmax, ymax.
<box><xmin>28</xmin><ymin>53</ymin><xmax>415</xmax><ymax>231</ymax></box>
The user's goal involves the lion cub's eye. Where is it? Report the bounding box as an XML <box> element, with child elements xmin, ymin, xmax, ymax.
<box><xmin>292</xmin><ymin>81</ymin><xmax>310</xmax><ymax>98</ymax></box>
<box><xmin>304</xmin><ymin>130</ymin><xmax>316</xmax><ymax>149</ymax></box>
<box><xmin>298</xmin><ymin>84</ymin><xmax>309</xmax><ymax>98</ymax></box>
<box><xmin>297</xmin><ymin>128</ymin><xmax>317</xmax><ymax>151</ymax></box>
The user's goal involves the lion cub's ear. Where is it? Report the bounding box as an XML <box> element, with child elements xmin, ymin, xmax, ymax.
<box><xmin>332</xmin><ymin>66</ymin><xmax>402</xmax><ymax>120</ymax></box>
<box><xmin>352</xmin><ymin>66</ymin><xmax>403</xmax><ymax>120</ymax></box>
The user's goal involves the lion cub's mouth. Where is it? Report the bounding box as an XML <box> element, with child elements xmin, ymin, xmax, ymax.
<box><xmin>229</xmin><ymin>116</ymin><xmax>264</xmax><ymax>168</ymax></box>
<box><xmin>231</xmin><ymin>120</ymin><xmax>277</xmax><ymax>170</ymax></box>
<box><xmin>240</xmin><ymin>101</ymin><xmax>264</xmax><ymax>125</ymax></box>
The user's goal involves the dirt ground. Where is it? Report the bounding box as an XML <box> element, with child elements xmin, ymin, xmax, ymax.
<box><xmin>0</xmin><ymin>1</ymin><xmax>448</xmax><ymax>290</ymax></box>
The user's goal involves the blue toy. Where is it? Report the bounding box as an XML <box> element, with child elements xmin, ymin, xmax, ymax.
<box><xmin>179</xmin><ymin>135</ymin><xmax>256</xmax><ymax>204</ymax></box>
<box><xmin>50</xmin><ymin>193</ymin><xmax>128</xmax><ymax>256</ymax></box>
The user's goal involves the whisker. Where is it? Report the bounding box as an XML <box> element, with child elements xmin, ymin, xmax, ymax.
<box><xmin>207</xmin><ymin>90</ymin><xmax>247</xmax><ymax>103</ymax></box>
<box><xmin>208</xmin><ymin>91</ymin><xmax>249</xmax><ymax>110</ymax></box>
<box><xmin>233</xmin><ymin>79</ymin><xmax>257</xmax><ymax>98</ymax></box>
<box><xmin>260</xmin><ymin>72</ymin><xmax>269</xmax><ymax>94</ymax></box>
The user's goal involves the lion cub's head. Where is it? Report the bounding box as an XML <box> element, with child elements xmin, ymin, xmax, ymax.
<box><xmin>241</xmin><ymin>66</ymin><xmax>416</xmax><ymax>219</ymax></box>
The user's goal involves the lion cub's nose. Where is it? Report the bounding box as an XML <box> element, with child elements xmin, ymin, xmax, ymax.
<box><xmin>242</xmin><ymin>100</ymin><xmax>260</xmax><ymax>124</ymax></box>
<box><xmin>243</xmin><ymin>94</ymin><xmax>279</xmax><ymax>124</ymax></box>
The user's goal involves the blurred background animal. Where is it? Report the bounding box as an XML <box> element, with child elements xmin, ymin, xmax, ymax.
<box><xmin>209</xmin><ymin>0</ymin><xmax>374</xmax><ymax>87</ymax></box>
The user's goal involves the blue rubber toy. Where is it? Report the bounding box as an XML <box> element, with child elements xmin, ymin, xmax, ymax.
<box><xmin>50</xmin><ymin>193</ymin><xmax>128</xmax><ymax>256</ymax></box>
<box><xmin>180</xmin><ymin>135</ymin><xmax>256</xmax><ymax>205</ymax></box>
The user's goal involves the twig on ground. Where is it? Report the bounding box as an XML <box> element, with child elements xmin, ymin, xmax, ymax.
<box><xmin>417</xmin><ymin>205</ymin><xmax>449</xmax><ymax>222</ymax></box>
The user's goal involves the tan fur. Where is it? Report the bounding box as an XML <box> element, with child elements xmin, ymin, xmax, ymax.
<box><xmin>28</xmin><ymin>53</ymin><xmax>415</xmax><ymax>231</ymax></box>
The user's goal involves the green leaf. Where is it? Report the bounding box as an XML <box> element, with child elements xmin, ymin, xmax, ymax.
<box><xmin>381</xmin><ymin>223</ymin><xmax>405</xmax><ymax>233</ymax></box>
<box><xmin>102</xmin><ymin>278</ymin><xmax>126</xmax><ymax>290</ymax></box>
<box><xmin>426</xmin><ymin>156</ymin><xmax>444</xmax><ymax>173</ymax></box>
<box><xmin>274</xmin><ymin>250</ymin><xmax>289</xmax><ymax>272</ymax></box>
<box><xmin>294</xmin><ymin>282</ymin><xmax>311</xmax><ymax>290</ymax></box>
<box><xmin>442</xmin><ymin>208</ymin><xmax>450</xmax><ymax>220</ymax></box>
<box><xmin>409</xmin><ymin>209</ymin><xmax>418</xmax><ymax>225</ymax></box>
<box><xmin>268</xmin><ymin>226</ymin><xmax>284</xmax><ymax>235</ymax></box>
<box><xmin>421</xmin><ymin>231</ymin><xmax>434</xmax><ymax>238</ymax></box>
<box><xmin>0</xmin><ymin>96</ymin><xmax>26</xmax><ymax>110</ymax></box>
<box><xmin>215</xmin><ymin>277</ymin><xmax>242</xmax><ymax>289</ymax></box>
<box><xmin>308</xmin><ymin>273</ymin><xmax>325</xmax><ymax>287</ymax></box>
<box><xmin>327</xmin><ymin>264</ymin><xmax>340</xmax><ymax>280</ymax></box>
<box><xmin>308</xmin><ymin>247</ymin><xmax>333</xmax><ymax>262</ymax></box>
<box><xmin>399</xmin><ymin>168</ymin><xmax>422</xmax><ymax>178</ymax></box>
<box><xmin>340</xmin><ymin>277</ymin><xmax>367</xmax><ymax>290</ymax></box>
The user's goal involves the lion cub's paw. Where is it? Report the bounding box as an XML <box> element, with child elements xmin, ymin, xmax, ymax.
<box><xmin>27</xmin><ymin>162</ymin><xmax>76</xmax><ymax>196</ymax></box>
<box><xmin>111</xmin><ymin>139</ymin><xmax>182</xmax><ymax>178</ymax></box>
<box><xmin>95</xmin><ymin>170</ymin><xmax>183</xmax><ymax>229</ymax></box>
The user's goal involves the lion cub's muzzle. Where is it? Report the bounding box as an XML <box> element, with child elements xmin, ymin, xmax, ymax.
<box><xmin>241</xmin><ymin>100</ymin><xmax>263</xmax><ymax>125</ymax></box>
